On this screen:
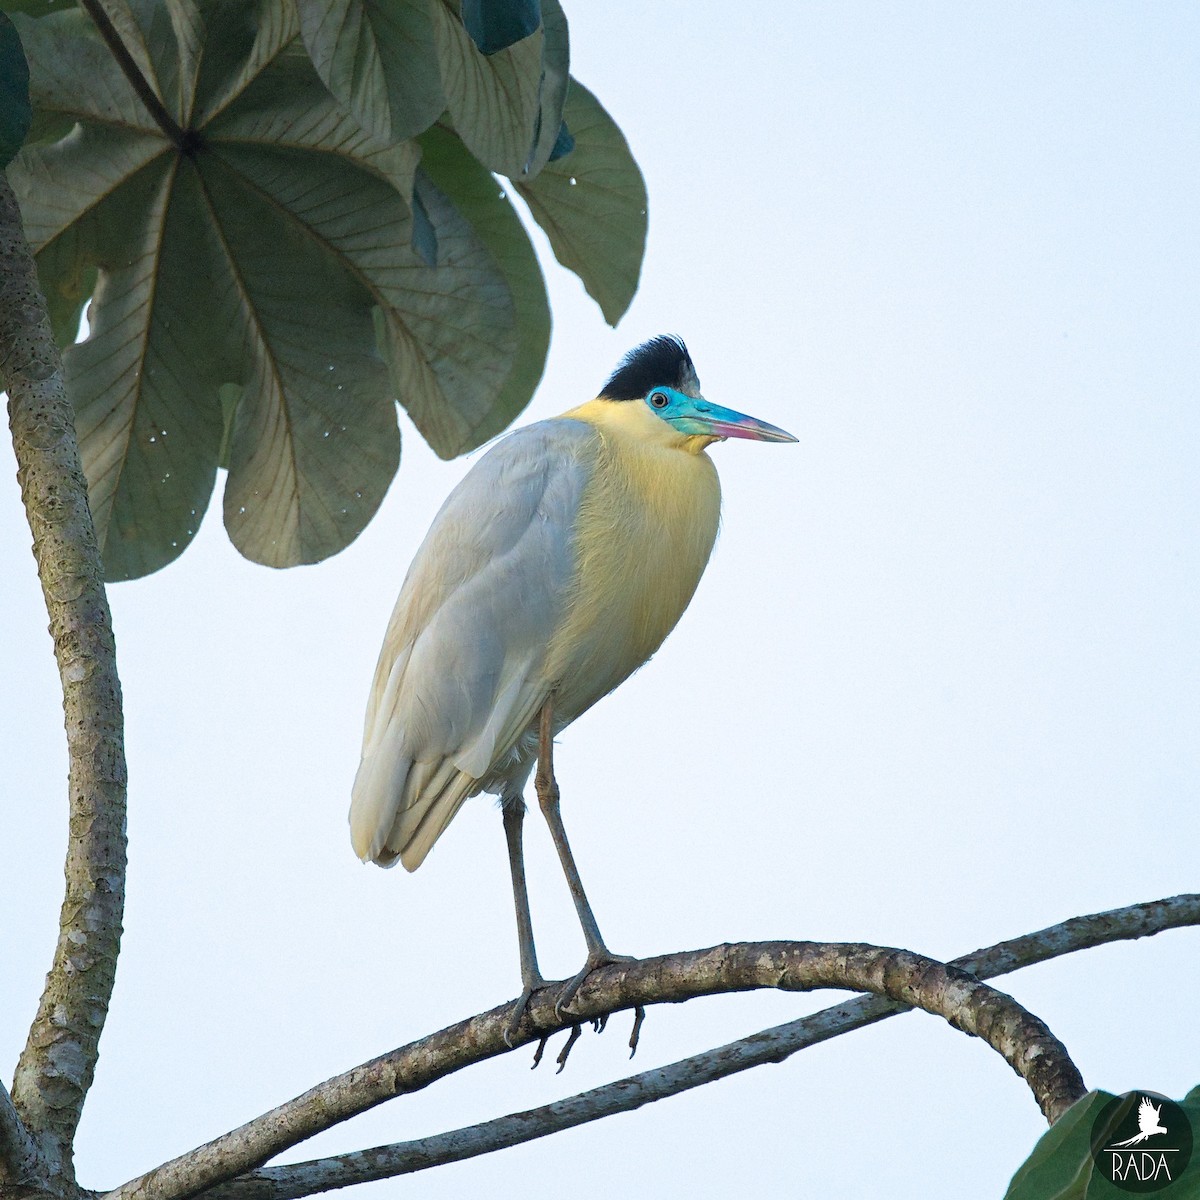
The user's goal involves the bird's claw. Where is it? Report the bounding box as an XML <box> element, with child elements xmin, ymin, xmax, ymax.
<box><xmin>555</xmin><ymin>1024</ymin><xmax>583</xmax><ymax>1072</ymax></box>
<box><xmin>554</xmin><ymin>949</ymin><xmax>638</xmax><ymax>1019</ymax></box>
<box><xmin>629</xmin><ymin>1004</ymin><xmax>646</xmax><ymax>1057</ymax></box>
<box><xmin>518</xmin><ymin>959</ymin><xmax>645</xmax><ymax>1072</ymax></box>
<box><xmin>503</xmin><ymin>977</ymin><xmax>546</xmax><ymax>1049</ymax></box>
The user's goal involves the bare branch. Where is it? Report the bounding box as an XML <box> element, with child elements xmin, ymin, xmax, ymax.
<box><xmin>196</xmin><ymin>998</ymin><xmax>904</xmax><ymax>1200</ymax></box>
<box><xmin>105</xmin><ymin>941</ymin><xmax>1082</xmax><ymax>1200</ymax></box>
<box><xmin>0</xmin><ymin>173</ymin><xmax>128</xmax><ymax>1183</ymax></box>
<box><xmin>199</xmin><ymin>892</ymin><xmax>1200</xmax><ymax>1200</ymax></box>
<box><xmin>952</xmin><ymin>892</ymin><xmax>1200</xmax><ymax>978</ymax></box>
<box><xmin>0</xmin><ymin>1079</ymin><xmax>45</xmax><ymax>1189</ymax></box>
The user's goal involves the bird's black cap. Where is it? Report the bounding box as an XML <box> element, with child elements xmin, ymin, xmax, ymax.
<box><xmin>599</xmin><ymin>335</ymin><xmax>700</xmax><ymax>400</ymax></box>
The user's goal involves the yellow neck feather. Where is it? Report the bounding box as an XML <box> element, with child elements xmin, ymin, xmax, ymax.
<box><xmin>562</xmin><ymin>396</ymin><xmax>720</xmax><ymax>454</ymax></box>
<box><xmin>542</xmin><ymin>399</ymin><xmax>723</xmax><ymax>720</ymax></box>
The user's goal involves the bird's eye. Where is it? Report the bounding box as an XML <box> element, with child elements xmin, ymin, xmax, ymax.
<box><xmin>650</xmin><ymin>391</ymin><xmax>670</xmax><ymax>408</ymax></box>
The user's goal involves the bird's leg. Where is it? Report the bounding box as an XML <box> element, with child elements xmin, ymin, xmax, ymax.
<box><xmin>536</xmin><ymin>698</ymin><xmax>635</xmax><ymax>1016</ymax></box>
<box><xmin>502</xmin><ymin>795</ymin><xmax>545</xmax><ymax>1045</ymax></box>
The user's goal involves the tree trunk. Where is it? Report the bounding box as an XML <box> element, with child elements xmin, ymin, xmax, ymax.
<box><xmin>0</xmin><ymin>170</ymin><xmax>127</xmax><ymax>1195</ymax></box>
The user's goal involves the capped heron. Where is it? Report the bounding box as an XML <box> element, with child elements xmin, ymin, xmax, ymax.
<box><xmin>351</xmin><ymin>336</ymin><xmax>796</xmax><ymax>1031</ymax></box>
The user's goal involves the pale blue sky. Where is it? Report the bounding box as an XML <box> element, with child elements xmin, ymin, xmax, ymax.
<box><xmin>3</xmin><ymin>4</ymin><xmax>1198</xmax><ymax>1196</ymax></box>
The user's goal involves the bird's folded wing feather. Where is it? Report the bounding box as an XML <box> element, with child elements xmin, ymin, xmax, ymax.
<box><xmin>351</xmin><ymin>419</ymin><xmax>597</xmax><ymax>865</ymax></box>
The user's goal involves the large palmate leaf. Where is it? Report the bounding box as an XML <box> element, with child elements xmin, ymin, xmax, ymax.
<box><xmin>9</xmin><ymin>0</ymin><xmax>518</xmax><ymax>576</ymax></box>
<box><xmin>517</xmin><ymin>76</ymin><xmax>646</xmax><ymax>325</ymax></box>
<box><xmin>8</xmin><ymin>0</ymin><xmax>646</xmax><ymax>578</ymax></box>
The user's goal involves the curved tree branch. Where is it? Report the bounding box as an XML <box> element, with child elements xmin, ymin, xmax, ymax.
<box><xmin>198</xmin><ymin>892</ymin><xmax>1200</xmax><ymax>1200</ymax></box>
<box><xmin>0</xmin><ymin>172</ymin><xmax>128</xmax><ymax>1184</ymax></box>
<box><xmin>105</xmin><ymin>941</ymin><xmax>1083</xmax><ymax>1200</ymax></box>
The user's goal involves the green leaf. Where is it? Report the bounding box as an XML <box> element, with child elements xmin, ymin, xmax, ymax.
<box><xmin>408</xmin><ymin>125</ymin><xmax>549</xmax><ymax>456</ymax></box>
<box><xmin>515</xmin><ymin>76</ymin><xmax>646</xmax><ymax>325</ymax></box>
<box><xmin>522</xmin><ymin>0</ymin><xmax>566</xmax><ymax>178</ymax></box>
<box><xmin>1006</xmin><ymin>1089</ymin><xmax>1200</xmax><ymax>1200</ymax></box>
<box><xmin>430</xmin><ymin>0</ymin><xmax>543</xmax><ymax>178</ymax></box>
<box><xmin>12</xmin><ymin>6</ymin><xmax>170</xmax><ymax>339</ymax></box>
<box><xmin>67</xmin><ymin>158</ymin><xmax>227</xmax><ymax>580</ymax></box>
<box><xmin>0</xmin><ymin>0</ymin><xmax>72</xmax><ymax>17</ymax></box>
<box><xmin>461</xmin><ymin>0</ymin><xmax>538</xmax><ymax>54</ymax></box>
<box><xmin>297</xmin><ymin>0</ymin><xmax>444</xmax><ymax>143</ymax></box>
<box><xmin>372</xmin><ymin>168</ymin><xmax>516</xmax><ymax>460</ymax></box>
<box><xmin>1004</xmin><ymin>1091</ymin><xmax>1112</xmax><ymax>1200</ymax></box>
<box><xmin>10</xmin><ymin>0</ymin><xmax>519</xmax><ymax>575</ymax></box>
<box><xmin>92</xmin><ymin>0</ymin><xmax>161</xmax><ymax>105</ymax></box>
<box><xmin>35</xmin><ymin>237</ymin><xmax>97</xmax><ymax>345</ymax></box>
<box><xmin>203</xmin><ymin>149</ymin><xmax>397</xmax><ymax>568</ymax></box>
<box><xmin>0</xmin><ymin>13</ymin><xmax>30</xmax><ymax>167</ymax></box>
<box><xmin>10</xmin><ymin>0</ymin><xmax>641</xmax><ymax>574</ymax></box>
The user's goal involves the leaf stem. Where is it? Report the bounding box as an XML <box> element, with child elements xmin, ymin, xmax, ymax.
<box><xmin>79</xmin><ymin>0</ymin><xmax>188</xmax><ymax>151</ymax></box>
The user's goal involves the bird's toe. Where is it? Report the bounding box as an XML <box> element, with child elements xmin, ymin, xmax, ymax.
<box><xmin>503</xmin><ymin>980</ymin><xmax>544</xmax><ymax>1047</ymax></box>
<box><xmin>554</xmin><ymin>948</ymin><xmax>637</xmax><ymax>1018</ymax></box>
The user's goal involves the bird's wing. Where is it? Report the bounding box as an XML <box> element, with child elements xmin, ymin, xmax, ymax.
<box><xmin>1138</xmin><ymin>1098</ymin><xmax>1165</xmax><ymax>1134</ymax></box>
<box><xmin>351</xmin><ymin>418</ymin><xmax>597</xmax><ymax>868</ymax></box>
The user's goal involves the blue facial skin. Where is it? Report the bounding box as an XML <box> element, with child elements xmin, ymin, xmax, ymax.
<box><xmin>643</xmin><ymin>387</ymin><xmax>798</xmax><ymax>443</ymax></box>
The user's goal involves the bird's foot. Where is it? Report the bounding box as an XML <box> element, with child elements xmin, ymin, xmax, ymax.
<box><xmin>530</xmin><ymin>1004</ymin><xmax>646</xmax><ymax>1071</ymax></box>
<box><xmin>516</xmin><ymin>956</ymin><xmax>644</xmax><ymax>1072</ymax></box>
<box><xmin>503</xmin><ymin>974</ymin><xmax>546</xmax><ymax>1048</ymax></box>
<box><xmin>554</xmin><ymin>948</ymin><xmax>638</xmax><ymax>1019</ymax></box>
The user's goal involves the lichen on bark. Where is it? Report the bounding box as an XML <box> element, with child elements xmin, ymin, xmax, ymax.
<box><xmin>0</xmin><ymin>172</ymin><xmax>128</xmax><ymax>1188</ymax></box>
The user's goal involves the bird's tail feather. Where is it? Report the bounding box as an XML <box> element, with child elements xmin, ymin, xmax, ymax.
<box><xmin>350</xmin><ymin>735</ymin><xmax>412</xmax><ymax>864</ymax></box>
<box><xmin>395</xmin><ymin>770</ymin><xmax>477</xmax><ymax>871</ymax></box>
<box><xmin>350</xmin><ymin>744</ymin><xmax>478</xmax><ymax>871</ymax></box>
